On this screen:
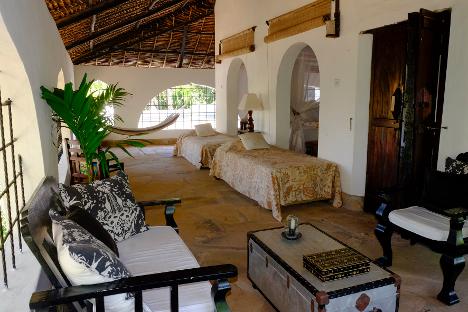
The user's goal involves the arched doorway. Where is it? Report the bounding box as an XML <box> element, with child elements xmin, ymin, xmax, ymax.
<box><xmin>237</xmin><ymin>63</ymin><xmax>249</xmax><ymax>130</ymax></box>
<box><xmin>290</xmin><ymin>46</ymin><xmax>320</xmax><ymax>155</ymax></box>
<box><xmin>226</xmin><ymin>58</ymin><xmax>247</xmax><ymax>135</ymax></box>
<box><xmin>276</xmin><ymin>43</ymin><xmax>320</xmax><ymax>154</ymax></box>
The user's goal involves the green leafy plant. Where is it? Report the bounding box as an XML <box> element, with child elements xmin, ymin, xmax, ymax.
<box><xmin>41</xmin><ymin>74</ymin><xmax>145</xmax><ymax>181</ymax></box>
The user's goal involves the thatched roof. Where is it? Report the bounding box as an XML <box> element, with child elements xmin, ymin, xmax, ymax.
<box><xmin>45</xmin><ymin>0</ymin><xmax>215</xmax><ymax>69</ymax></box>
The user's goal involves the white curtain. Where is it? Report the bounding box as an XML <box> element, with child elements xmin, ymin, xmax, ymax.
<box><xmin>289</xmin><ymin>52</ymin><xmax>318</xmax><ymax>153</ymax></box>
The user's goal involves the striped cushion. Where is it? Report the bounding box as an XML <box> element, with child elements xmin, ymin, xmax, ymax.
<box><xmin>389</xmin><ymin>206</ymin><xmax>468</xmax><ymax>241</ymax></box>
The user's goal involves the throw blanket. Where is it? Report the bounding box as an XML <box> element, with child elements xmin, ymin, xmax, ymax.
<box><xmin>210</xmin><ymin>140</ymin><xmax>342</xmax><ymax>221</ymax></box>
<box><xmin>174</xmin><ymin>131</ymin><xmax>237</xmax><ymax>168</ymax></box>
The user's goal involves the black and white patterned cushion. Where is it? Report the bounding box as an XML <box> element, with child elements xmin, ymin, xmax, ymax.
<box><xmin>58</xmin><ymin>171</ymin><xmax>147</xmax><ymax>242</ymax></box>
<box><xmin>50</xmin><ymin>210</ymin><xmax>152</xmax><ymax>312</ymax></box>
<box><xmin>50</xmin><ymin>210</ymin><xmax>129</xmax><ymax>279</ymax></box>
<box><xmin>446</xmin><ymin>157</ymin><xmax>468</xmax><ymax>175</ymax></box>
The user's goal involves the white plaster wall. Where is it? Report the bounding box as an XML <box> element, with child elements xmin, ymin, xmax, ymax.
<box><xmin>0</xmin><ymin>0</ymin><xmax>74</xmax><ymax>200</ymax></box>
<box><xmin>74</xmin><ymin>65</ymin><xmax>215</xmax><ymax>140</ymax></box>
<box><xmin>0</xmin><ymin>1</ymin><xmax>73</xmax><ymax>310</ymax></box>
<box><xmin>215</xmin><ymin>0</ymin><xmax>465</xmax><ymax>196</ymax></box>
<box><xmin>437</xmin><ymin>0</ymin><xmax>468</xmax><ymax>169</ymax></box>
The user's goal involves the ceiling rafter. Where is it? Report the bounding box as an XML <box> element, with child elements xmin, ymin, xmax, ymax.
<box><xmin>120</xmin><ymin>48</ymin><xmax>210</xmax><ymax>56</ymax></box>
<box><xmin>164</xmin><ymin>16</ymin><xmax>176</xmax><ymax>68</ymax></box>
<box><xmin>74</xmin><ymin>8</ymin><xmax>214</xmax><ymax>65</ymax></box>
<box><xmin>190</xmin><ymin>16</ymin><xmax>206</xmax><ymax>68</ymax></box>
<box><xmin>177</xmin><ymin>26</ymin><xmax>189</xmax><ymax>68</ymax></box>
<box><xmin>66</xmin><ymin>0</ymin><xmax>186</xmax><ymax>50</ymax></box>
<box><xmin>45</xmin><ymin>0</ymin><xmax>216</xmax><ymax>68</ymax></box>
<box><xmin>56</xmin><ymin>0</ymin><xmax>132</xmax><ymax>29</ymax></box>
<box><xmin>201</xmin><ymin>34</ymin><xmax>214</xmax><ymax>68</ymax></box>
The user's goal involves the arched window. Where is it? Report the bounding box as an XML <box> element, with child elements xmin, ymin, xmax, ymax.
<box><xmin>88</xmin><ymin>80</ymin><xmax>115</xmax><ymax>124</ymax></box>
<box><xmin>139</xmin><ymin>83</ymin><xmax>216</xmax><ymax>129</ymax></box>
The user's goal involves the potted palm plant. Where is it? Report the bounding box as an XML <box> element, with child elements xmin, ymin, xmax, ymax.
<box><xmin>41</xmin><ymin>74</ymin><xmax>144</xmax><ymax>181</ymax></box>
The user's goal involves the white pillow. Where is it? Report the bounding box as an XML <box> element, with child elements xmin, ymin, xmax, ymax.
<box><xmin>195</xmin><ymin>123</ymin><xmax>216</xmax><ymax>137</ymax></box>
<box><xmin>50</xmin><ymin>210</ymin><xmax>151</xmax><ymax>312</ymax></box>
<box><xmin>238</xmin><ymin>132</ymin><xmax>270</xmax><ymax>150</ymax></box>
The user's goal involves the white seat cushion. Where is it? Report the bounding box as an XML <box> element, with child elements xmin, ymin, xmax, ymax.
<box><xmin>117</xmin><ymin>226</ymin><xmax>214</xmax><ymax>312</ymax></box>
<box><xmin>389</xmin><ymin>206</ymin><xmax>468</xmax><ymax>242</ymax></box>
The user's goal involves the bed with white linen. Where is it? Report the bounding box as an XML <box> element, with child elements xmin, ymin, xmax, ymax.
<box><xmin>175</xmin><ymin>130</ymin><xmax>237</xmax><ymax>169</ymax></box>
<box><xmin>210</xmin><ymin>139</ymin><xmax>342</xmax><ymax>221</ymax></box>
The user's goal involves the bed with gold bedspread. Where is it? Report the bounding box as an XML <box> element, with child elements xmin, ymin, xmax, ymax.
<box><xmin>174</xmin><ymin>131</ymin><xmax>237</xmax><ymax>169</ymax></box>
<box><xmin>210</xmin><ymin>140</ymin><xmax>342</xmax><ymax>221</ymax></box>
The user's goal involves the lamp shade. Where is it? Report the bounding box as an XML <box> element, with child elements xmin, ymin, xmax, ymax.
<box><xmin>238</xmin><ymin>93</ymin><xmax>263</xmax><ymax>111</ymax></box>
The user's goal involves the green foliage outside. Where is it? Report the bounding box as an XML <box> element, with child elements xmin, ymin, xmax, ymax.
<box><xmin>151</xmin><ymin>83</ymin><xmax>215</xmax><ymax>110</ymax></box>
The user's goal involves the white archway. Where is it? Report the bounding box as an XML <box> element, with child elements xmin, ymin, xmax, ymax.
<box><xmin>276</xmin><ymin>42</ymin><xmax>312</xmax><ymax>148</ymax></box>
<box><xmin>225</xmin><ymin>58</ymin><xmax>247</xmax><ymax>135</ymax></box>
<box><xmin>290</xmin><ymin>46</ymin><xmax>320</xmax><ymax>154</ymax></box>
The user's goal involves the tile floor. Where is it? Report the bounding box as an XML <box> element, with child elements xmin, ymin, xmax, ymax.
<box><xmin>117</xmin><ymin>145</ymin><xmax>467</xmax><ymax>312</ymax></box>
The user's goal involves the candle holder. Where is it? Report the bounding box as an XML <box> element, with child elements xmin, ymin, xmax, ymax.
<box><xmin>282</xmin><ymin>215</ymin><xmax>301</xmax><ymax>240</ymax></box>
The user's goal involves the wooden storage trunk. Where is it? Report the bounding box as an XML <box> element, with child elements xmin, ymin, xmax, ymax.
<box><xmin>248</xmin><ymin>224</ymin><xmax>400</xmax><ymax>312</ymax></box>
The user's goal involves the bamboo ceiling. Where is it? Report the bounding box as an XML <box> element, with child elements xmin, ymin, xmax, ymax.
<box><xmin>45</xmin><ymin>0</ymin><xmax>216</xmax><ymax>69</ymax></box>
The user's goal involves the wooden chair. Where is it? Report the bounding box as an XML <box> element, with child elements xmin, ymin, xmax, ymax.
<box><xmin>374</xmin><ymin>171</ymin><xmax>468</xmax><ymax>305</ymax></box>
<box><xmin>64</xmin><ymin>138</ymin><xmax>89</xmax><ymax>184</ymax></box>
<box><xmin>64</xmin><ymin>138</ymin><xmax>124</xmax><ymax>184</ymax></box>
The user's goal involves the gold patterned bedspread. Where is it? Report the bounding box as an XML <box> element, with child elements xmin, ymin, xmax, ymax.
<box><xmin>210</xmin><ymin>140</ymin><xmax>342</xmax><ymax>221</ymax></box>
<box><xmin>174</xmin><ymin>131</ymin><xmax>237</xmax><ymax>169</ymax></box>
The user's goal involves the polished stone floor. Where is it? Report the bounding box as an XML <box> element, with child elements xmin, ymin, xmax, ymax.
<box><xmin>117</xmin><ymin>145</ymin><xmax>467</xmax><ymax>312</ymax></box>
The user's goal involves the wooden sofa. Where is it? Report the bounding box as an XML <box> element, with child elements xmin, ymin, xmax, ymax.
<box><xmin>21</xmin><ymin>176</ymin><xmax>237</xmax><ymax>311</ymax></box>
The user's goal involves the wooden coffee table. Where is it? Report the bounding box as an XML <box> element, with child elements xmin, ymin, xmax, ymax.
<box><xmin>247</xmin><ymin>224</ymin><xmax>400</xmax><ymax>312</ymax></box>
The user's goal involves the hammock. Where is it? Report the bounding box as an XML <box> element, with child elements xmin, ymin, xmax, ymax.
<box><xmin>110</xmin><ymin>113</ymin><xmax>179</xmax><ymax>136</ymax></box>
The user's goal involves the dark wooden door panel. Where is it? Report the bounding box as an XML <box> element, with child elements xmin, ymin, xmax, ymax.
<box><xmin>367</xmin><ymin>128</ymin><xmax>400</xmax><ymax>188</ymax></box>
<box><xmin>365</xmin><ymin>9</ymin><xmax>451</xmax><ymax>212</ymax></box>
<box><xmin>364</xmin><ymin>23</ymin><xmax>407</xmax><ymax>212</ymax></box>
<box><xmin>408</xmin><ymin>9</ymin><xmax>451</xmax><ymax>199</ymax></box>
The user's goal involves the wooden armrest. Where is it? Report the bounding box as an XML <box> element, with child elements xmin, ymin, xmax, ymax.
<box><xmin>30</xmin><ymin>264</ymin><xmax>238</xmax><ymax>311</ymax></box>
<box><xmin>137</xmin><ymin>198</ymin><xmax>181</xmax><ymax>207</ymax></box>
<box><xmin>439</xmin><ymin>207</ymin><xmax>468</xmax><ymax>220</ymax></box>
<box><xmin>137</xmin><ymin>198</ymin><xmax>181</xmax><ymax>232</ymax></box>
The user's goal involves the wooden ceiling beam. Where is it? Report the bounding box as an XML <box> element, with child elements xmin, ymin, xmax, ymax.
<box><xmin>177</xmin><ymin>26</ymin><xmax>188</xmax><ymax>68</ymax></box>
<box><xmin>119</xmin><ymin>48</ymin><xmax>211</xmax><ymax>57</ymax></box>
<box><xmin>56</xmin><ymin>0</ymin><xmax>132</xmax><ymax>29</ymax></box>
<box><xmin>66</xmin><ymin>0</ymin><xmax>186</xmax><ymax>50</ymax></box>
<box><xmin>138</xmin><ymin>25</ymin><xmax>214</xmax><ymax>36</ymax></box>
<box><xmin>74</xmin><ymin>9</ymin><xmax>214</xmax><ymax>64</ymax></box>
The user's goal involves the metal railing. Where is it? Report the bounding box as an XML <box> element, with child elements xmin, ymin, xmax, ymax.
<box><xmin>0</xmin><ymin>94</ymin><xmax>26</xmax><ymax>288</ymax></box>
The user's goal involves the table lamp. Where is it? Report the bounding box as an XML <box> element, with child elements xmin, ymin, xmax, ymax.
<box><xmin>238</xmin><ymin>93</ymin><xmax>263</xmax><ymax>132</ymax></box>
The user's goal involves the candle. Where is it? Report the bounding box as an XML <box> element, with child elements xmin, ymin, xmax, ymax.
<box><xmin>290</xmin><ymin>217</ymin><xmax>296</xmax><ymax>230</ymax></box>
<box><xmin>287</xmin><ymin>215</ymin><xmax>298</xmax><ymax>236</ymax></box>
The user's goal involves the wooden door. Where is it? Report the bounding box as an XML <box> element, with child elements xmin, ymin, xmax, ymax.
<box><xmin>403</xmin><ymin>9</ymin><xmax>451</xmax><ymax>202</ymax></box>
<box><xmin>364</xmin><ymin>23</ymin><xmax>408</xmax><ymax>212</ymax></box>
<box><xmin>365</xmin><ymin>9</ymin><xmax>451</xmax><ymax>212</ymax></box>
